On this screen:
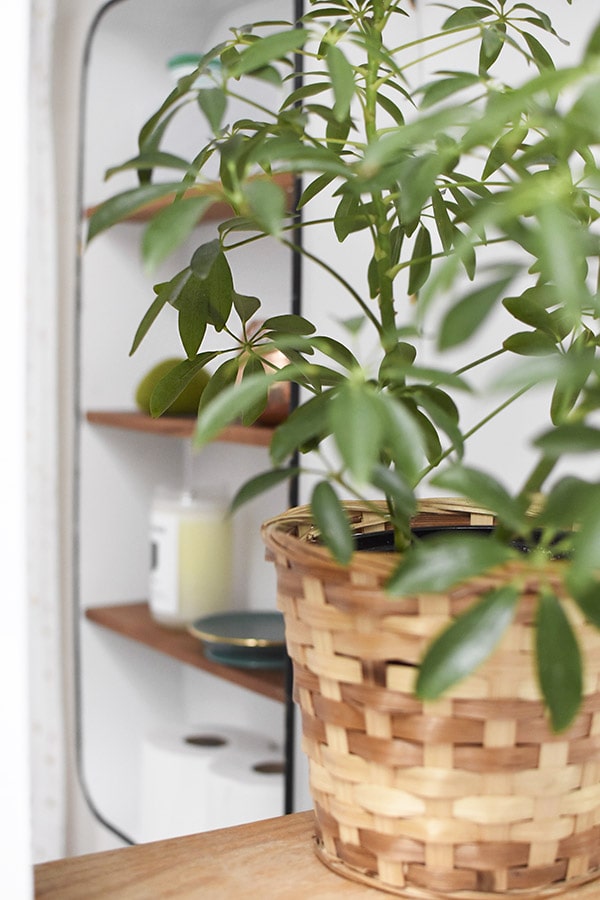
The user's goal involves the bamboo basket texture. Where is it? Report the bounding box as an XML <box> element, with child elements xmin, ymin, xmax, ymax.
<box><xmin>262</xmin><ymin>500</ymin><xmax>600</xmax><ymax>899</ymax></box>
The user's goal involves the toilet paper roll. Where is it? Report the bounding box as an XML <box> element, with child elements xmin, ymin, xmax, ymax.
<box><xmin>210</xmin><ymin>753</ymin><xmax>285</xmax><ymax>828</ymax></box>
<box><xmin>138</xmin><ymin>723</ymin><xmax>283</xmax><ymax>843</ymax></box>
<box><xmin>207</xmin><ymin>749</ymin><xmax>285</xmax><ymax>832</ymax></box>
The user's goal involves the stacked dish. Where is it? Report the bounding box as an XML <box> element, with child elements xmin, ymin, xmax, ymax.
<box><xmin>188</xmin><ymin>611</ymin><xmax>287</xmax><ymax>669</ymax></box>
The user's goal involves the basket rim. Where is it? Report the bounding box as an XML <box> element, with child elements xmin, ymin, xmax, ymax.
<box><xmin>260</xmin><ymin>497</ymin><xmax>568</xmax><ymax>586</ymax></box>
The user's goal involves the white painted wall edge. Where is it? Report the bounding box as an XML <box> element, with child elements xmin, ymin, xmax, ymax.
<box><xmin>0</xmin><ymin>2</ymin><xmax>33</xmax><ymax>897</ymax></box>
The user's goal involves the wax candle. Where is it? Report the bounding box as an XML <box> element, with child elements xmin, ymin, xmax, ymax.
<box><xmin>149</xmin><ymin>488</ymin><xmax>232</xmax><ymax>628</ymax></box>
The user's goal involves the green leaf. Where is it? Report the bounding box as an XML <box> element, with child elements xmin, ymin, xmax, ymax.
<box><xmin>411</xmin><ymin>407</ymin><xmax>443</xmax><ymax>466</ymax></box>
<box><xmin>375</xmin><ymin>91</ymin><xmax>405</xmax><ymax>126</ymax></box>
<box><xmin>379</xmin><ymin>342</ymin><xmax>416</xmax><ymax>386</ymax></box>
<box><xmin>233</xmin><ymin>293</ymin><xmax>261</xmax><ymax>324</ymax></box>
<box><xmin>177</xmin><ymin>292</ymin><xmax>208</xmax><ymax>357</ymax></box>
<box><xmin>243</xmin><ymin>179</ymin><xmax>286</xmax><ymax>235</ymax></box>
<box><xmin>326</xmin><ymin>44</ymin><xmax>355</xmax><ymax>122</ymax></box>
<box><xmin>262</xmin><ymin>314</ymin><xmax>316</xmax><ymax>335</ymax></box>
<box><xmin>533</xmin><ymin>424</ymin><xmax>600</xmax><ymax>457</ymax></box>
<box><xmin>270</xmin><ymin>390</ymin><xmax>333</xmax><ymax>465</ymax></box>
<box><xmin>87</xmin><ymin>182</ymin><xmax>185</xmax><ymax>240</ymax></box>
<box><xmin>523</xmin><ymin>31</ymin><xmax>555</xmax><ymax>72</ymax></box>
<box><xmin>438</xmin><ymin>273</ymin><xmax>515</xmax><ymax>350</ymax></box>
<box><xmin>238</xmin><ymin>355</ymin><xmax>269</xmax><ymax>424</ymax></box>
<box><xmin>199</xmin><ymin>250</ymin><xmax>234</xmax><ymax>330</ymax></box>
<box><xmin>568</xmin><ymin>501</ymin><xmax>600</xmax><ymax>589</ymax></box>
<box><xmin>190</xmin><ymin>239</ymin><xmax>221</xmax><ymax>278</ymax></box>
<box><xmin>280</xmin><ymin>81</ymin><xmax>332</xmax><ymax>109</ymax></box>
<box><xmin>149</xmin><ymin>353</ymin><xmax>216</xmax><ymax>417</ymax></box>
<box><xmin>479</xmin><ymin>23</ymin><xmax>506</xmax><ymax>73</ymax></box>
<box><xmin>198</xmin><ymin>87</ymin><xmax>227</xmax><ymax>132</ymax></box>
<box><xmin>442</xmin><ymin>7</ymin><xmax>494</xmax><ymax>30</ymax></box>
<box><xmin>503</xmin><ymin>330</ymin><xmax>559</xmax><ymax>357</ymax></box>
<box><xmin>231</xmin><ymin>467</ymin><xmax>299</xmax><ymax>513</ymax></box>
<box><xmin>379</xmin><ymin>395</ymin><xmax>428</xmax><ymax>485</ymax></box>
<box><xmin>248</xmin><ymin>136</ymin><xmax>349</xmax><ymax>178</ymax></box>
<box><xmin>166</xmin><ymin>265</ymin><xmax>201</xmax><ymax>308</ymax></box>
<box><xmin>550</xmin><ymin>331</ymin><xmax>595</xmax><ymax>424</ymax></box>
<box><xmin>420</xmin><ymin>73</ymin><xmax>481</xmax><ymax>109</ymax></box>
<box><xmin>569</xmin><ymin>578</ymin><xmax>600</xmax><ymax>630</ymax></box>
<box><xmin>299</xmin><ymin>173</ymin><xmax>336</xmax><ymax>208</ymax></box>
<box><xmin>412</xmin><ymin>386</ymin><xmax>464</xmax><ymax>459</ymax></box>
<box><xmin>538</xmin><ymin>476</ymin><xmax>599</xmax><ymax>531</ymax></box>
<box><xmin>432</xmin><ymin>189</ymin><xmax>454</xmax><ymax>254</ymax></box>
<box><xmin>432</xmin><ymin>464</ymin><xmax>526</xmax><ymax>533</ymax></box>
<box><xmin>502</xmin><ymin>288</ymin><xmax>561</xmax><ymax>337</ymax></box>
<box><xmin>129</xmin><ymin>286</ymin><xmax>170</xmax><ymax>355</ymax></box>
<box><xmin>536</xmin><ymin>592</ymin><xmax>582</xmax><ymax>732</ymax></box>
<box><xmin>137</xmin><ymin>84</ymin><xmax>190</xmax><ymax>152</ymax></box>
<box><xmin>311</xmin><ymin>336</ymin><xmax>359</xmax><ymax>370</ymax></box>
<box><xmin>584</xmin><ymin>22</ymin><xmax>600</xmax><ymax>59</ymax></box>
<box><xmin>245</xmin><ymin>63</ymin><xmax>283</xmax><ymax>87</ymax></box>
<box><xmin>334</xmin><ymin>193</ymin><xmax>370</xmax><ymax>242</ymax></box>
<box><xmin>197</xmin><ymin>357</ymin><xmax>239</xmax><ymax>412</ymax></box>
<box><xmin>400</xmin><ymin>156</ymin><xmax>442</xmax><ymax>225</ymax></box>
<box><xmin>227</xmin><ymin>29</ymin><xmax>308</xmax><ymax>77</ymax></box>
<box><xmin>311</xmin><ymin>481</ymin><xmax>354</xmax><ymax>565</ymax></box>
<box><xmin>329</xmin><ymin>382</ymin><xmax>384</xmax><ymax>485</ymax></box>
<box><xmin>551</xmin><ymin>380</ymin><xmax>580</xmax><ymax>426</ymax></box>
<box><xmin>533</xmin><ymin>203</ymin><xmax>589</xmax><ymax>329</ymax></box>
<box><xmin>142</xmin><ymin>196</ymin><xmax>213</xmax><ymax>271</ymax></box>
<box><xmin>105</xmin><ymin>151</ymin><xmax>193</xmax><ymax>180</ymax></box>
<box><xmin>416</xmin><ymin>585</ymin><xmax>519</xmax><ymax>699</ymax></box>
<box><xmin>327</xmin><ymin>110</ymin><xmax>351</xmax><ymax>151</ymax></box>
<box><xmin>407</xmin><ymin>225</ymin><xmax>432</xmax><ymax>296</ymax></box>
<box><xmin>218</xmin><ymin>134</ymin><xmax>244</xmax><ymax>193</ymax></box>
<box><xmin>194</xmin><ymin>370</ymin><xmax>283</xmax><ymax>448</ymax></box>
<box><xmin>482</xmin><ymin>124</ymin><xmax>529</xmax><ymax>180</ymax></box>
<box><xmin>370</xmin><ymin>465</ymin><xmax>416</xmax><ymax>523</ymax></box>
<box><xmin>387</xmin><ymin>534</ymin><xmax>514</xmax><ymax>595</ymax></box>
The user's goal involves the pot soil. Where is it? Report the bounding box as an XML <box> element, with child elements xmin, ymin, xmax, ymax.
<box><xmin>262</xmin><ymin>499</ymin><xmax>600</xmax><ymax>898</ymax></box>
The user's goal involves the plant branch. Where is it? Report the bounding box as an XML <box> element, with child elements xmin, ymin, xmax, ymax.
<box><xmin>417</xmin><ymin>383</ymin><xmax>532</xmax><ymax>481</ymax></box>
<box><xmin>453</xmin><ymin>348</ymin><xmax>507</xmax><ymax>377</ymax></box>
<box><xmin>280</xmin><ymin>237</ymin><xmax>382</xmax><ymax>331</ymax></box>
<box><xmin>517</xmin><ymin>456</ymin><xmax>558</xmax><ymax>506</ymax></box>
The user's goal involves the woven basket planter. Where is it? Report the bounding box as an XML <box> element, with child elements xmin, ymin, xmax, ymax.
<box><xmin>262</xmin><ymin>499</ymin><xmax>600</xmax><ymax>899</ymax></box>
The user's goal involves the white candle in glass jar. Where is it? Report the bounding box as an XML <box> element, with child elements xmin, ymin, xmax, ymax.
<box><xmin>149</xmin><ymin>488</ymin><xmax>232</xmax><ymax>628</ymax></box>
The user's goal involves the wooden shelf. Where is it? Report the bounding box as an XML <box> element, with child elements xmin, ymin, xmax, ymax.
<box><xmin>85</xmin><ymin>602</ymin><xmax>286</xmax><ymax>704</ymax></box>
<box><xmin>85</xmin><ymin>172</ymin><xmax>295</xmax><ymax>223</ymax></box>
<box><xmin>85</xmin><ymin>410</ymin><xmax>275</xmax><ymax>446</ymax></box>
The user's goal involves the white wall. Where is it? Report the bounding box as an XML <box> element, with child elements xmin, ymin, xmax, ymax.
<box><xmin>0</xmin><ymin>2</ymin><xmax>33</xmax><ymax>897</ymax></box>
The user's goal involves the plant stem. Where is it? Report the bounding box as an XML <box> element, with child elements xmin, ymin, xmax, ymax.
<box><xmin>364</xmin><ymin>0</ymin><xmax>397</xmax><ymax>350</ymax></box>
<box><xmin>280</xmin><ymin>238</ymin><xmax>382</xmax><ymax>331</ymax></box>
<box><xmin>453</xmin><ymin>348</ymin><xmax>506</xmax><ymax>377</ymax></box>
<box><xmin>517</xmin><ymin>456</ymin><xmax>558</xmax><ymax>505</ymax></box>
<box><xmin>417</xmin><ymin>383</ymin><xmax>532</xmax><ymax>480</ymax></box>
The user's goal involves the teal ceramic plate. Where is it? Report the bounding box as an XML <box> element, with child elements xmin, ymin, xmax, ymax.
<box><xmin>203</xmin><ymin>644</ymin><xmax>286</xmax><ymax>669</ymax></box>
<box><xmin>188</xmin><ymin>611</ymin><xmax>287</xmax><ymax>669</ymax></box>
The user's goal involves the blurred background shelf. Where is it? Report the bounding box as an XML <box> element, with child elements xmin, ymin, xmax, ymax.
<box><xmin>85</xmin><ymin>410</ymin><xmax>276</xmax><ymax>446</ymax></box>
<box><xmin>84</xmin><ymin>172</ymin><xmax>294</xmax><ymax>223</ymax></box>
<box><xmin>85</xmin><ymin>602</ymin><xmax>286</xmax><ymax>704</ymax></box>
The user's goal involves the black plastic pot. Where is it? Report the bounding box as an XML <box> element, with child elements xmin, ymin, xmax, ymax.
<box><xmin>354</xmin><ymin>525</ymin><xmax>569</xmax><ymax>557</ymax></box>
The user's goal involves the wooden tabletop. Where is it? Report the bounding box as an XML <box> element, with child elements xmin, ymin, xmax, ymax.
<box><xmin>34</xmin><ymin>810</ymin><xmax>600</xmax><ymax>899</ymax></box>
<box><xmin>34</xmin><ymin>812</ymin><xmax>377</xmax><ymax>899</ymax></box>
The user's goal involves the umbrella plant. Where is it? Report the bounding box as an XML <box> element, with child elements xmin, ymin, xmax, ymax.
<box><xmin>89</xmin><ymin>0</ymin><xmax>600</xmax><ymax>731</ymax></box>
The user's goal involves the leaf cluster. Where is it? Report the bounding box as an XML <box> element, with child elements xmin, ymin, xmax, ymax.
<box><xmin>89</xmin><ymin>0</ymin><xmax>600</xmax><ymax>731</ymax></box>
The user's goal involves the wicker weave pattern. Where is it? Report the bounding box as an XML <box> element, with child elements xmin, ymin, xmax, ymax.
<box><xmin>262</xmin><ymin>501</ymin><xmax>600</xmax><ymax>898</ymax></box>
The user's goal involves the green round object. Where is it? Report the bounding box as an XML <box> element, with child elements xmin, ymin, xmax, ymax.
<box><xmin>135</xmin><ymin>357</ymin><xmax>210</xmax><ymax>416</ymax></box>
